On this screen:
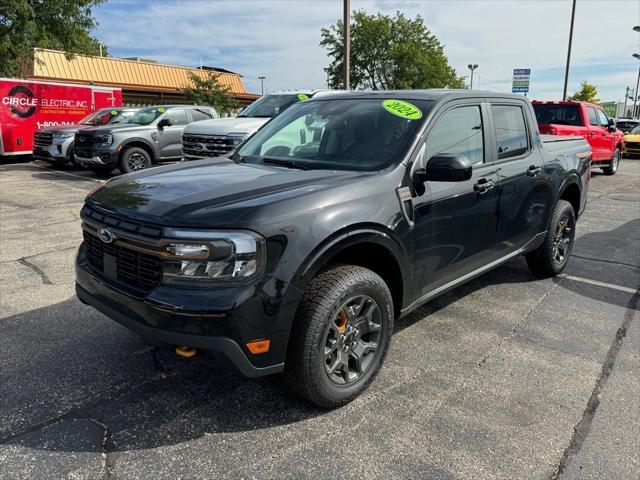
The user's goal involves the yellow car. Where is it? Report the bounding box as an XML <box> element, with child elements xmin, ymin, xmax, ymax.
<box><xmin>623</xmin><ymin>126</ymin><xmax>640</xmax><ymax>157</ymax></box>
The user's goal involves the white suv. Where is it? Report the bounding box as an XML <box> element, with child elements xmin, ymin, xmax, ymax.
<box><xmin>182</xmin><ymin>90</ymin><xmax>339</xmax><ymax>160</ymax></box>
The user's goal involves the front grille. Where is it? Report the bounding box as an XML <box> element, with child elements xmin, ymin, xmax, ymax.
<box><xmin>182</xmin><ymin>134</ymin><xmax>235</xmax><ymax>157</ymax></box>
<box><xmin>34</xmin><ymin>132</ymin><xmax>53</xmax><ymax>147</ymax></box>
<box><xmin>625</xmin><ymin>142</ymin><xmax>640</xmax><ymax>149</ymax></box>
<box><xmin>81</xmin><ymin>204</ymin><xmax>163</xmax><ymax>240</ymax></box>
<box><xmin>83</xmin><ymin>230</ymin><xmax>162</xmax><ymax>292</ymax></box>
<box><xmin>75</xmin><ymin>133</ymin><xmax>104</xmax><ymax>145</ymax></box>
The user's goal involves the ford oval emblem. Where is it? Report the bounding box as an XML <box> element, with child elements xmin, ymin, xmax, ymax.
<box><xmin>97</xmin><ymin>227</ymin><xmax>115</xmax><ymax>244</ymax></box>
<box><xmin>78</xmin><ymin>136</ymin><xmax>85</xmax><ymax>142</ymax></box>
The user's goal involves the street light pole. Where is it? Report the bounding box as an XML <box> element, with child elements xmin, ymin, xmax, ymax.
<box><xmin>467</xmin><ymin>64</ymin><xmax>478</xmax><ymax>89</ymax></box>
<box><xmin>623</xmin><ymin>86</ymin><xmax>630</xmax><ymax>117</ymax></box>
<box><xmin>258</xmin><ymin>76</ymin><xmax>266</xmax><ymax>96</ymax></box>
<box><xmin>343</xmin><ymin>0</ymin><xmax>350</xmax><ymax>90</ymax></box>
<box><xmin>562</xmin><ymin>0</ymin><xmax>577</xmax><ymax>100</ymax></box>
<box><xmin>633</xmin><ymin>55</ymin><xmax>640</xmax><ymax>118</ymax></box>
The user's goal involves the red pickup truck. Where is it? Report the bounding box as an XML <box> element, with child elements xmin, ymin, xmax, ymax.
<box><xmin>532</xmin><ymin>100</ymin><xmax>623</xmax><ymax>175</ymax></box>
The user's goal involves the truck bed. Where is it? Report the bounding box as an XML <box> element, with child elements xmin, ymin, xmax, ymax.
<box><xmin>541</xmin><ymin>134</ymin><xmax>590</xmax><ymax>156</ymax></box>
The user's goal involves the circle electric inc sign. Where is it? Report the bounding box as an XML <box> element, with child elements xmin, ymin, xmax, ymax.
<box><xmin>2</xmin><ymin>85</ymin><xmax>37</xmax><ymax>118</ymax></box>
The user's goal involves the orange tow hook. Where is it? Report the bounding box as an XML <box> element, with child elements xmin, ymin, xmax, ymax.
<box><xmin>175</xmin><ymin>345</ymin><xmax>197</xmax><ymax>358</ymax></box>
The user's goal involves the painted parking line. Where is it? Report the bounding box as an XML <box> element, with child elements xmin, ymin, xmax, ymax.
<box><xmin>559</xmin><ymin>273</ymin><xmax>638</xmax><ymax>295</ymax></box>
<box><xmin>30</xmin><ymin>162</ymin><xmax>105</xmax><ymax>183</ymax></box>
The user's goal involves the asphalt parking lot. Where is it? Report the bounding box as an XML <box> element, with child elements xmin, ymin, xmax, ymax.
<box><xmin>0</xmin><ymin>159</ymin><xmax>638</xmax><ymax>480</ymax></box>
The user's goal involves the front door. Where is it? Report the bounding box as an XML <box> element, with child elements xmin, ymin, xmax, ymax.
<box><xmin>157</xmin><ymin>108</ymin><xmax>188</xmax><ymax>159</ymax></box>
<box><xmin>489</xmin><ymin>103</ymin><xmax>550</xmax><ymax>256</ymax></box>
<box><xmin>411</xmin><ymin>102</ymin><xmax>500</xmax><ymax>299</ymax></box>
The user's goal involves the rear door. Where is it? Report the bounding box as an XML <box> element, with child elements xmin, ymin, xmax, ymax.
<box><xmin>585</xmin><ymin>106</ymin><xmax>606</xmax><ymax>160</ymax></box>
<box><xmin>490</xmin><ymin>102</ymin><xmax>549</xmax><ymax>256</ymax></box>
<box><xmin>411</xmin><ymin>100</ymin><xmax>500</xmax><ymax>298</ymax></box>
<box><xmin>157</xmin><ymin>108</ymin><xmax>188</xmax><ymax>159</ymax></box>
<box><xmin>595</xmin><ymin>108</ymin><xmax>615</xmax><ymax>160</ymax></box>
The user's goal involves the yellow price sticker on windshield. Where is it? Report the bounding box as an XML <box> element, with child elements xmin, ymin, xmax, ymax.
<box><xmin>382</xmin><ymin>100</ymin><xmax>422</xmax><ymax>120</ymax></box>
<box><xmin>110</xmin><ymin>110</ymin><xmax>117</xmax><ymax>115</ymax></box>
<box><xmin>158</xmin><ymin>107</ymin><xmax>166</xmax><ymax>112</ymax></box>
<box><xmin>298</xmin><ymin>93</ymin><xmax>309</xmax><ymax>101</ymax></box>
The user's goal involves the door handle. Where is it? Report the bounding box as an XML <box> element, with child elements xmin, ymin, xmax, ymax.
<box><xmin>474</xmin><ymin>178</ymin><xmax>496</xmax><ymax>194</ymax></box>
<box><xmin>527</xmin><ymin>165</ymin><xmax>542</xmax><ymax>177</ymax></box>
<box><xmin>588</xmin><ymin>132</ymin><xmax>595</xmax><ymax>136</ymax></box>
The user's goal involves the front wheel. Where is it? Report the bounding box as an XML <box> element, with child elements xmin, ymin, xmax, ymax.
<box><xmin>602</xmin><ymin>148</ymin><xmax>620</xmax><ymax>176</ymax></box>
<box><xmin>284</xmin><ymin>265</ymin><xmax>394</xmax><ymax>408</ymax></box>
<box><xmin>119</xmin><ymin>147</ymin><xmax>151</xmax><ymax>174</ymax></box>
<box><xmin>525</xmin><ymin>199</ymin><xmax>576</xmax><ymax>277</ymax></box>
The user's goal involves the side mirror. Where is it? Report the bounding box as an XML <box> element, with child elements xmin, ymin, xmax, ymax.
<box><xmin>158</xmin><ymin>118</ymin><xmax>172</xmax><ymax>129</ymax></box>
<box><xmin>607</xmin><ymin>118</ymin><xmax>616</xmax><ymax>132</ymax></box>
<box><xmin>414</xmin><ymin>153</ymin><xmax>473</xmax><ymax>184</ymax></box>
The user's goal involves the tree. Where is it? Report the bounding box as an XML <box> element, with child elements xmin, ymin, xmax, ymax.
<box><xmin>183</xmin><ymin>71</ymin><xmax>238</xmax><ymax>116</ymax></box>
<box><xmin>0</xmin><ymin>0</ymin><xmax>106</xmax><ymax>77</ymax></box>
<box><xmin>320</xmin><ymin>10</ymin><xmax>465</xmax><ymax>90</ymax></box>
<box><xmin>569</xmin><ymin>81</ymin><xmax>599</xmax><ymax>103</ymax></box>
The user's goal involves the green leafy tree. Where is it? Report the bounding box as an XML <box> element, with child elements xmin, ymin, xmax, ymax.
<box><xmin>184</xmin><ymin>71</ymin><xmax>238</xmax><ymax>116</ymax></box>
<box><xmin>569</xmin><ymin>81</ymin><xmax>600</xmax><ymax>103</ymax></box>
<box><xmin>320</xmin><ymin>10</ymin><xmax>465</xmax><ymax>90</ymax></box>
<box><xmin>0</xmin><ymin>0</ymin><xmax>106</xmax><ymax>77</ymax></box>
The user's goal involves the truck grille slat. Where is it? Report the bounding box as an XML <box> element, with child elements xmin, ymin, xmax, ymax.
<box><xmin>34</xmin><ymin>132</ymin><xmax>53</xmax><ymax>147</ymax></box>
<box><xmin>81</xmin><ymin>205</ymin><xmax>163</xmax><ymax>240</ymax></box>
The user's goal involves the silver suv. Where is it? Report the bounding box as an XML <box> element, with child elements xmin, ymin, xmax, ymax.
<box><xmin>33</xmin><ymin>107</ymin><xmax>138</xmax><ymax>167</ymax></box>
<box><xmin>74</xmin><ymin>105</ymin><xmax>216</xmax><ymax>174</ymax></box>
<box><xmin>182</xmin><ymin>90</ymin><xmax>339</xmax><ymax>160</ymax></box>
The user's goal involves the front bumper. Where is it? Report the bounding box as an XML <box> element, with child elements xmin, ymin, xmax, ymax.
<box><xmin>32</xmin><ymin>141</ymin><xmax>72</xmax><ymax>164</ymax></box>
<box><xmin>623</xmin><ymin>143</ymin><xmax>640</xmax><ymax>156</ymax></box>
<box><xmin>74</xmin><ymin>147</ymin><xmax>119</xmax><ymax>166</ymax></box>
<box><xmin>75</xmin><ymin>247</ymin><xmax>296</xmax><ymax>376</ymax></box>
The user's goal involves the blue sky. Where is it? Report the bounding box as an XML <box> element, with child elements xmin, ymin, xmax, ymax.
<box><xmin>93</xmin><ymin>0</ymin><xmax>640</xmax><ymax>102</ymax></box>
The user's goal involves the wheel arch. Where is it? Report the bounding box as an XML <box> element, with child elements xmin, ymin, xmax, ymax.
<box><xmin>557</xmin><ymin>177</ymin><xmax>581</xmax><ymax>217</ymax></box>
<box><xmin>119</xmin><ymin>139</ymin><xmax>156</xmax><ymax>163</ymax></box>
<box><xmin>292</xmin><ymin>226</ymin><xmax>411</xmax><ymax>319</ymax></box>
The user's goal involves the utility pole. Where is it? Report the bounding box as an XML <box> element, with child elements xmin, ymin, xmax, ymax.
<box><xmin>258</xmin><ymin>76</ymin><xmax>266</xmax><ymax>96</ymax></box>
<box><xmin>343</xmin><ymin>0</ymin><xmax>350</xmax><ymax>90</ymax></box>
<box><xmin>623</xmin><ymin>86</ymin><xmax>630</xmax><ymax>117</ymax></box>
<box><xmin>562</xmin><ymin>0</ymin><xmax>577</xmax><ymax>101</ymax></box>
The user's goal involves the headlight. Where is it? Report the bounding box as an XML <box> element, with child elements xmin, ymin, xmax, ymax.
<box><xmin>96</xmin><ymin>134</ymin><xmax>113</xmax><ymax>147</ymax></box>
<box><xmin>228</xmin><ymin>133</ymin><xmax>248</xmax><ymax>146</ymax></box>
<box><xmin>162</xmin><ymin>229</ymin><xmax>266</xmax><ymax>286</ymax></box>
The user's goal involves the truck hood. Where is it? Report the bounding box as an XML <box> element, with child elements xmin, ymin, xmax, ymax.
<box><xmin>79</xmin><ymin>124</ymin><xmax>153</xmax><ymax>135</ymax></box>
<box><xmin>88</xmin><ymin>158</ymin><xmax>370</xmax><ymax>227</ymax></box>
<box><xmin>183</xmin><ymin>117</ymin><xmax>269</xmax><ymax>136</ymax></box>
<box><xmin>38</xmin><ymin>124</ymin><xmax>94</xmax><ymax>135</ymax></box>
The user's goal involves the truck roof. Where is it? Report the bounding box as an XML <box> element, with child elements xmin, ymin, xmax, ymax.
<box><xmin>311</xmin><ymin>89</ymin><xmax>529</xmax><ymax>102</ymax></box>
<box><xmin>531</xmin><ymin>99</ymin><xmax>603</xmax><ymax>109</ymax></box>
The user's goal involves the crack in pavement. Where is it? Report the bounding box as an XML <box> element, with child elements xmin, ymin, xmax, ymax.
<box><xmin>88</xmin><ymin>419</ymin><xmax>112</xmax><ymax>480</ymax></box>
<box><xmin>17</xmin><ymin>258</ymin><xmax>52</xmax><ymax>285</ymax></box>
<box><xmin>551</xmin><ymin>288</ymin><xmax>640</xmax><ymax>479</ymax></box>
<box><xmin>570</xmin><ymin>253</ymin><xmax>639</xmax><ymax>270</ymax></box>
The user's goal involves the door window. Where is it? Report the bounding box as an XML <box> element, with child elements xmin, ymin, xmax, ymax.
<box><xmin>596</xmin><ymin>109</ymin><xmax>609</xmax><ymax>127</ymax></box>
<box><xmin>191</xmin><ymin>108</ymin><xmax>214</xmax><ymax>121</ymax></box>
<box><xmin>491</xmin><ymin>105</ymin><xmax>529</xmax><ymax>159</ymax></box>
<box><xmin>587</xmin><ymin>107</ymin><xmax>599</xmax><ymax>126</ymax></box>
<box><xmin>424</xmin><ymin>105</ymin><xmax>484</xmax><ymax>165</ymax></box>
<box><xmin>163</xmin><ymin>108</ymin><xmax>187</xmax><ymax>126</ymax></box>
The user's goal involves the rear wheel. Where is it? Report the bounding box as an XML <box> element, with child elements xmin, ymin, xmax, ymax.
<box><xmin>119</xmin><ymin>147</ymin><xmax>151</xmax><ymax>174</ymax></box>
<box><xmin>602</xmin><ymin>148</ymin><xmax>620</xmax><ymax>176</ymax></box>
<box><xmin>525</xmin><ymin>199</ymin><xmax>575</xmax><ymax>277</ymax></box>
<box><xmin>284</xmin><ymin>265</ymin><xmax>393</xmax><ymax>408</ymax></box>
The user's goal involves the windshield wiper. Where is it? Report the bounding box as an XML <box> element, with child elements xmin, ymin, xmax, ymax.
<box><xmin>262</xmin><ymin>157</ymin><xmax>309</xmax><ymax>170</ymax></box>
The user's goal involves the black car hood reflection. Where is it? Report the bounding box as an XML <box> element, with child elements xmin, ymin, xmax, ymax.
<box><xmin>89</xmin><ymin>158</ymin><xmax>371</xmax><ymax>227</ymax></box>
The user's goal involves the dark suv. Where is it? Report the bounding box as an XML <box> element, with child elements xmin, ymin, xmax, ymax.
<box><xmin>74</xmin><ymin>105</ymin><xmax>216</xmax><ymax>174</ymax></box>
<box><xmin>76</xmin><ymin>91</ymin><xmax>590</xmax><ymax>407</ymax></box>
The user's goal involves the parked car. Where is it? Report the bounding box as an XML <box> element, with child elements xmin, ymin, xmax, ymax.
<box><xmin>33</xmin><ymin>107</ymin><xmax>138</xmax><ymax>166</ymax></box>
<box><xmin>623</xmin><ymin>125</ymin><xmax>640</xmax><ymax>157</ymax></box>
<box><xmin>0</xmin><ymin>78</ymin><xmax>122</xmax><ymax>158</ymax></box>
<box><xmin>532</xmin><ymin>100</ymin><xmax>623</xmax><ymax>175</ymax></box>
<box><xmin>182</xmin><ymin>90</ymin><xmax>339</xmax><ymax>160</ymax></box>
<box><xmin>615</xmin><ymin>118</ymin><xmax>640</xmax><ymax>135</ymax></box>
<box><xmin>74</xmin><ymin>105</ymin><xmax>217</xmax><ymax>174</ymax></box>
<box><xmin>76</xmin><ymin>91</ymin><xmax>590</xmax><ymax>407</ymax></box>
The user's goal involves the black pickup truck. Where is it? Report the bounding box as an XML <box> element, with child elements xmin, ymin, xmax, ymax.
<box><xmin>76</xmin><ymin>90</ymin><xmax>590</xmax><ymax>407</ymax></box>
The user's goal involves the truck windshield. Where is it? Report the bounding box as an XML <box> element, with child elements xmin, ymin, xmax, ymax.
<box><xmin>533</xmin><ymin>104</ymin><xmax>582</xmax><ymax>126</ymax></box>
<box><xmin>237</xmin><ymin>94</ymin><xmax>307</xmax><ymax>118</ymax></box>
<box><xmin>125</xmin><ymin>107</ymin><xmax>165</xmax><ymax>125</ymax></box>
<box><xmin>79</xmin><ymin>109</ymin><xmax>136</xmax><ymax>126</ymax></box>
<box><xmin>630</xmin><ymin>126</ymin><xmax>640</xmax><ymax>135</ymax></box>
<box><xmin>236</xmin><ymin>98</ymin><xmax>431</xmax><ymax>172</ymax></box>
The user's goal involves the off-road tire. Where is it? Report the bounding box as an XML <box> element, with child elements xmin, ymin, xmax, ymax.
<box><xmin>284</xmin><ymin>265</ymin><xmax>394</xmax><ymax>408</ymax></box>
<box><xmin>525</xmin><ymin>199</ymin><xmax>576</xmax><ymax>277</ymax></box>
<box><xmin>119</xmin><ymin>147</ymin><xmax>151</xmax><ymax>174</ymax></box>
<box><xmin>602</xmin><ymin>148</ymin><xmax>620</xmax><ymax>176</ymax></box>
